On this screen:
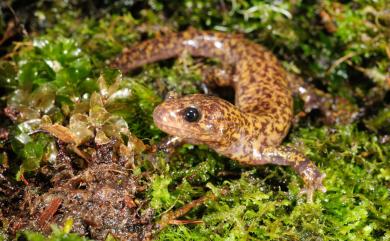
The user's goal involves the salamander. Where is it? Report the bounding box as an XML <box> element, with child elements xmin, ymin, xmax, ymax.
<box><xmin>111</xmin><ymin>29</ymin><xmax>326</xmax><ymax>202</ymax></box>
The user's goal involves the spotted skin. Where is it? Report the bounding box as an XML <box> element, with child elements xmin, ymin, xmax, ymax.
<box><xmin>112</xmin><ymin>29</ymin><xmax>326</xmax><ymax>201</ymax></box>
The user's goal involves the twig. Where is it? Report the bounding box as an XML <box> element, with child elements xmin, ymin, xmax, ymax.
<box><xmin>158</xmin><ymin>189</ymin><xmax>228</xmax><ymax>229</ymax></box>
<box><xmin>327</xmin><ymin>52</ymin><xmax>358</xmax><ymax>74</ymax></box>
<box><xmin>37</xmin><ymin>197</ymin><xmax>62</xmax><ymax>228</ymax></box>
<box><xmin>5</xmin><ymin>2</ymin><xmax>28</xmax><ymax>37</ymax></box>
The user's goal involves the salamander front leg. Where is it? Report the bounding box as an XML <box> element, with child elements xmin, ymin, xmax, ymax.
<box><xmin>157</xmin><ymin>136</ymin><xmax>185</xmax><ymax>154</ymax></box>
<box><xmin>251</xmin><ymin>146</ymin><xmax>326</xmax><ymax>202</ymax></box>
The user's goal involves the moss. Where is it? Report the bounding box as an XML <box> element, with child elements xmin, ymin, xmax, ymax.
<box><xmin>0</xmin><ymin>0</ymin><xmax>389</xmax><ymax>240</ymax></box>
<box><xmin>17</xmin><ymin>220</ymin><xmax>92</xmax><ymax>241</ymax></box>
<box><xmin>156</xmin><ymin>125</ymin><xmax>389</xmax><ymax>240</ymax></box>
<box><xmin>364</xmin><ymin>106</ymin><xmax>390</xmax><ymax>133</ymax></box>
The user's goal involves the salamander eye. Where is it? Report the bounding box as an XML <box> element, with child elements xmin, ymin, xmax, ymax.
<box><xmin>183</xmin><ymin>107</ymin><xmax>200</xmax><ymax>122</ymax></box>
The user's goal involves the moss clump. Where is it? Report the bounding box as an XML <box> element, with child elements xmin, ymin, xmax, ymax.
<box><xmin>155</xmin><ymin>125</ymin><xmax>389</xmax><ymax>240</ymax></box>
<box><xmin>17</xmin><ymin>220</ymin><xmax>91</xmax><ymax>241</ymax></box>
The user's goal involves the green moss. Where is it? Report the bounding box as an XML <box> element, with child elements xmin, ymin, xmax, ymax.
<box><xmin>151</xmin><ymin>175</ymin><xmax>174</xmax><ymax>210</ymax></box>
<box><xmin>365</xmin><ymin>106</ymin><xmax>390</xmax><ymax>133</ymax></box>
<box><xmin>157</xmin><ymin>125</ymin><xmax>389</xmax><ymax>240</ymax></box>
<box><xmin>19</xmin><ymin>228</ymin><xmax>90</xmax><ymax>241</ymax></box>
<box><xmin>18</xmin><ymin>220</ymin><xmax>91</xmax><ymax>241</ymax></box>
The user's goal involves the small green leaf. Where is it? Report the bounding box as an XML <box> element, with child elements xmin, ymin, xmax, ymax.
<box><xmin>20</xmin><ymin>133</ymin><xmax>51</xmax><ymax>171</ymax></box>
<box><xmin>18</xmin><ymin>60</ymin><xmax>55</xmax><ymax>89</ymax></box>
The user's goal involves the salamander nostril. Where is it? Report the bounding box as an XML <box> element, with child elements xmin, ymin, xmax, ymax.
<box><xmin>183</xmin><ymin>107</ymin><xmax>200</xmax><ymax>122</ymax></box>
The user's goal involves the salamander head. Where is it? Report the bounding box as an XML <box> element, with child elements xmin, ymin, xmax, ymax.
<box><xmin>153</xmin><ymin>94</ymin><xmax>236</xmax><ymax>145</ymax></box>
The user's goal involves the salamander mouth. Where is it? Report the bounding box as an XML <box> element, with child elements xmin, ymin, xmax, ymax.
<box><xmin>154</xmin><ymin>120</ymin><xmax>220</xmax><ymax>143</ymax></box>
<box><xmin>152</xmin><ymin>110</ymin><xmax>188</xmax><ymax>136</ymax></box>
<box><xmin>154</xmin><ymin>122</ymin><xmax>187</xmax><ymax>136</ymax></box>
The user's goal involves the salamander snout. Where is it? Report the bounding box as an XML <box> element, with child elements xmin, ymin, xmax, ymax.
<box><xmin>152</xmin><ymin>97</ymin><xmax>205</xmax><ymax>138</ymax></box>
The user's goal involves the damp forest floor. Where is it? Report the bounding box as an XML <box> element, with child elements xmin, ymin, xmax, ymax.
<box><xmin>0</xmin><ymin>1</ymin><xmax>389</xmax><ymax>241</ymax></box>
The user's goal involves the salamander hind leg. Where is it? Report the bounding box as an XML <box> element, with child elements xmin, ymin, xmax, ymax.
<box><xmin>251</xmin><ymin>146</ymin><xmax>326</xmax><ymax>202</ymax></box>
<box><xmin>197</xmin><ymin>64</ymin><xmax>234</xmax><ymax>88</ymax></box>
<box><xmin>198</xmin><ymin>65</ymin><xmax>235</xmax><ymax>97</ymax></box>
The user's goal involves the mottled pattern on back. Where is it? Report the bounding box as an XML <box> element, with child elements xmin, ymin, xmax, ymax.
<box><xmin>112</xmin><ymin>29</ymin><xmax>292</xmax><ymax>148</ymax></box>
<box><xmin>112</xmin><ymin>29</ymin><xmax>325</xmax><ymax>201</ymax></box>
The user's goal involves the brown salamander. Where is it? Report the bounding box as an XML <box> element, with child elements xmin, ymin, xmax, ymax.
<box><xmin>112</xmin><ymin>29</ymin><xmax>326</xmax><ymax>202</ymax></box>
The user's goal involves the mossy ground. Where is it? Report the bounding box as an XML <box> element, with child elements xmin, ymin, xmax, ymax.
<box><xmin>0</xmin><ymin>1</ymin><xmax>389</xmax><ymax>240</ymax></box>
